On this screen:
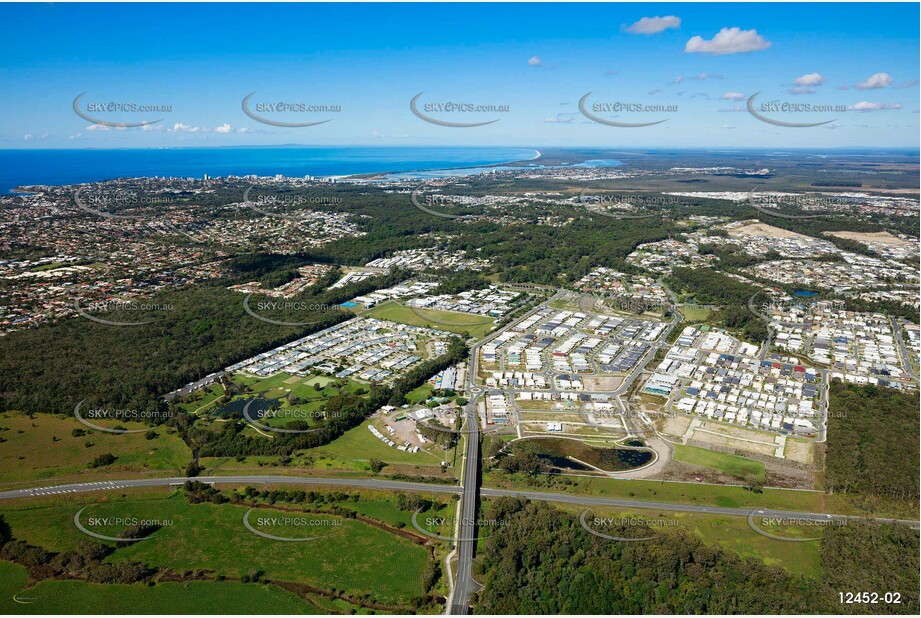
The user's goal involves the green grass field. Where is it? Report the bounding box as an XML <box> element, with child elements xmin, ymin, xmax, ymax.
<box><xmin>0</xmin><ymin>412</ymin><xmax>191</xmax><ymax>486</ymax></box>
<box><xmin>231</xmin><ymin>373</ymin><xmax>364</xmax><ymax>403</ymax></box>
<box><xmin>364</xmin><ymin>300</ymin><xmax>495</xmax><ymax>339</ymax></box>
<box><xmin>0</xmin><ymin>561</ymin><xmax>320</xmax><ymax>615</ymax></box>
<box><xmin>484</xmin><ymin>472</ymin><xmax>826</xmax><ymax>512</ymax></box>
<box><xmin>679</xmin><ymin>306</ymin><xmax>712</xmax><ymax>322</ymax></box>
<box><xmin>673</xmin><ymin>444</ymin><xmax>767</xmax><ymax>482</ymax></box>
<box><xmin>405</xmin><ymin>383</ymin><xmax>435</xmax><ymax>405</ymax></box>
<box><xmin>0</xmin><ymin>493</ymin><xmax>431</xmax><ymax>606</ymax></box>
<box><xmin>559</xmin><ymin>505</ymin><xmax>820</xmax><ymax>578</ymax></box>
<box><xmin>175</xmin><ymin>383</ymin><xmax>225</xmax><ymax>414</ymax></box>
<box><xmin>311</xmin><ymin>421</ymin><xmax>448</xmax><ymax>471</ymax></box>
<box><xmin>200</xmin><ymin>414</ymin><xmax>455</xmax><ymax>477</ymax></box>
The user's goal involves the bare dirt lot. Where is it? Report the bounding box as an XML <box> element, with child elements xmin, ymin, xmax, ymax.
<box><xmin>689</xmin><ymin>427</ymin><xmax>778</xmax><ymax>458</ymax></box>
<box><xmin>583</xmin><ymin>375</ymin><xmax>624</xmax><ymax>391</ymax></box>
<box><xmin>824</xmin><ymin>230</ymin><xmax>913</xmax><ymax>246</ymax></box>
<box><xmin>783</xmin><ymin>437</ymin><xmax>815</xmax><ymax>465</ymax></box>
<box><xmin>660</xmin><ymin>415</ymin><xmax>692</xmax><ymax>438</ymax></box>
<box><xmin>729</xmin><ymin>221</ymin><xmax>810</xmax><ymax>240</ymax></box>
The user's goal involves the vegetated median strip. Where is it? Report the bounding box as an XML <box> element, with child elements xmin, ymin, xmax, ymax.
<box><xmin>1</xmin><ymin>475</ymin><xmax>916</xmax><ymax>526</ymax></box>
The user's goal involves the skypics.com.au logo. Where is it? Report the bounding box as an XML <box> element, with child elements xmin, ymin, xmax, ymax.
<box><xmin>410</xmin><ymin>92</ymin><xmax>509</xmax><ymax>127</ymax></box>
<box><xmin>579</xmin><ymin>92</ymin><xmax>677</xmax><ymax>127</ymax></box>
<box><xmin>242</xmin><ymin>295</ymin><xmax>349</xmax><ymax>327</ymax></box>
<box><xmin>73</xmin><ymin>92</ymin><xmax>172</xmax><ymax>128</ymax></box>
<box><xmin>73</xmin><ymin>401</ymin><xmax>173</xmax><ymax>434</ymax></box>
<box><xmin>241</xmin><ymin>92</ymin><xmax>341</xmax><ymax>127</ymax></box>
<box><xmin>242</xmin><ymin>509</ymin><xmax>342</xmax><ymax>542</ymax></box>
<box><xmin>72</xmin><ymin>186</ymin><xmax>201</xmax><ymax>243</ymax></box>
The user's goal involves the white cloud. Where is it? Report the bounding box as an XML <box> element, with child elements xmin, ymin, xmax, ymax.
<box><xmin>838</xmin><ymin>84</ymin><xmax>849</xmax><ymax>91</ymax></box>
<box><xmin>86</xmin><ymin>124</ymin><xmax>110</xmax><ymax>131</ymax></box>
<box><xmin>170</xmin><ymin>123</ymin><xmax>201</xmax><ymax>133</ymax></box>
<box><xmin>624</xmin><ymin>15</ymin><xmax>681</xmax><ymax>35</ymax></box>
<box><xmin>544</xmin><ymin>113</ymin><xmax>576</xmax><ymax>124</ymax></box>
<box><xmin>788</xmin><ymin>87</ymin><xmax>816</xmax><ymax>95</ymax></box>
<box><xmin>672</xmin><ymin>75</ymin><xmax>684</xmax><ymax>84</ymax></box>
<box><xmin>720</xmin><ymin>124</ymin><xmax>736</xmax><ymax>130</ymax></box>
<box><xmin>856</xmin><ymin>72</ymin><xmax>893</xmax><ymax>90</ymax></box>
<box><xmin>691</xmin><ymin>73</ymin><xmax>723</xmax><ymax>80</ymax></box>
<box><xmin>214</xmin><ymin>123</ymin><xmax>233</xmax><ymax>134</ymax></box>
<box><xmin>794</xmin><ymin>72</ymin><xmax>827</xmax><ymax>87</ymax></box>
<box><xmin>720</xmin><ymin>91</ymin><xmax>745</xmax><ymax>100</ymax></box>
<box><xmin>23</xmin><ymin>133</ymin><xmax>32</xmax><ymax>141</ymax></box>
<box><xmin>848</xmin><ymin>101</ymin><xmax>903</xmax><ymax>111</ymax></box>
<box><xmin>718</xmin><ymin>105</ymin><xmax>744</xmax><ymax>112</ymax></box>
<box><xmin>892</xmin><ymin>79</ymin><xmax>919</xmax><ymax>89</ymax></box>
<box><xmin>684</xmin><ymin>27</ymin><xmax>772</xmax><ymax>55</ymax></box>
<box><xmin>527</xmin><ymin>56</ymin><xmax>544</xmax><ymax>67</ymax></box>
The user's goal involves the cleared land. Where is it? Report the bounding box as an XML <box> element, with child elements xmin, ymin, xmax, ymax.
<box><xmin>582</xmin><ymin>376</ymin><xmax>624</xmax><ymax>390</ymax></box>
<box><xmin>364</xmin><ymin>300</ymin><xmax>494</xmax><ymax>339</ymax></box>
<box><xmin>728</xmin><ymin>221</ymin><xmax>810</xmax><ymax>240</ymax></box>
<box><xmin>686</xmin><ymin>422</ymin><xmax>781</xmax><ymax>458</ymax></box>
<box><xmin>202</xmin><ymin>419</ymin><xmax>452</xmax><ymax>478</ymax></box>
<box><xmin>825</xmin><ymin>230</ymin><xmax>914</xmax><ymax>246</ymax></box>
<box><xmin>0</xmin><ymin>492</ymin><xmax>433</xmax><ymax>606</ymax></box>
<box><xmin>673</xmin><ymin>444</ymin><xmax>766</xmax><ymax>483</ymax></box>
<box><xmin>0</xmin><ymin>561</ymin><xmax>316</xmax><ymax>615</ymax></box>
<box><xmin>557</xmin><ymin>505</ymin><xmax>820</xmax><ymax>578</ymax></box>
<box><xmin>483</xmin><ymin>472</ymin><xmax>826</xmax><ymax>512</ymax></box>
<box><xmin>0</xmin><ymin>412</ymin><xmax>191</xmax><ymax>487</ymax></box>
<box><xmin>680</xmin><ymin>306</ymin><xmax>712</xmax><ymax>322</ymax></box>
<box><xmin>782</xmin><ymin>438</ymin><xmax>815</xmax><ymax>465</ymax></box>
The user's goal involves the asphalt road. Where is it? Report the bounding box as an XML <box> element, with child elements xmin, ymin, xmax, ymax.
<box><xmin>0</xmin><ymin>475</ymin><xmax>463</xmax><ymax>502</ymax></box>
<box><xmin>449</xmin><ymin>400</ymin><xmax>480</xmax><ymax>615</ymax></box>
<box><xmin>448</xmin><ymin>292</ymin><xmax>565</xmax><ymax>614</ymax></box>
<box><xmin>1</xmin><ymin>474</ymin><xmax>917</xmax><ymax>529</ymax></box>
<box><xmin>891</xmin><ymin>316</ymin><xmax>919</xmax><ymax>380</ymax></box>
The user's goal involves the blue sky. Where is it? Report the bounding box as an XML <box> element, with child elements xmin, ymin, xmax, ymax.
<box><xmin>1</xmin><ymin>2</ymin><xmax>918</xmax><ymax>149</ymax></box>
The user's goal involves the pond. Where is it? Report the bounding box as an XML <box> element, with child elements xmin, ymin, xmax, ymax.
<box><xmin>212</xmin><ymin>396</ymin><xmax>279</xmax><ymax>419</ymax></box>
<box><xmin>513</xmin><ymin>437</ymin><xmax>653</xmax><ymax>472</ymax></box>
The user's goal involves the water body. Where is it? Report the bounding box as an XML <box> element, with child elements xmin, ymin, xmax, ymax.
<box><xmin>793</xmin><ymin>290</ymin><xmax>819</xmax><ymax>297</ymax></box>
<box><xmin>379</xmin><ymin>156</ymin><xmax>623</xmax><ymax>181</ymax></box>
<box><xmin>213</xmin><ymin>395</ymin><xmax>278</xmax><ymax>419</ymax></box>
<box><xmin>0</xmin><ymin>146</ymin><xmax>539</xmax><ymax>194</ymax></box>
<box><xmin>515</xmin><ymin>437</ymin><xmax>652</xmax><ymax>472</ymax></box>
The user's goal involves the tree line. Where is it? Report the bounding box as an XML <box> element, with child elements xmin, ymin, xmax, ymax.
<box><xmin>473</xmin><ymin>498</ymin><xmax>918</xmax><ymax>614</ymax></box>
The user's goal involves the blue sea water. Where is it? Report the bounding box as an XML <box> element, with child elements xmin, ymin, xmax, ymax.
<box><xmin>0</xmin><ymin>146</ymin><xmax>540</xmax><ymax>194</ymax></box>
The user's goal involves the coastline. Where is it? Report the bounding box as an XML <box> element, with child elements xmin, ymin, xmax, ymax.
<box><xmin>1</xmin><ymin>146</ymin><xmax>543</xmax><ymax>193</ymax></box>
<box><xmin>340</xmin><ymin>148</ymin><xmax>543</xmax><ymax>181</ymax></box>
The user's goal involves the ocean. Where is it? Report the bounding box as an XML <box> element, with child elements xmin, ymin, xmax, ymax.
<box><xmin>0</xmin><ymin>146</ymin><xmax>540</xmax><ymax>194</ymax></box>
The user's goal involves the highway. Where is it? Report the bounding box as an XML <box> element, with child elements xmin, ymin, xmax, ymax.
<box><xmin>891</xmin><ymin>316</ymin><xmax>919</xmax><ymax>380</ymax></box>
<box><xmin>6</xmin><ymin>290</ymin><xmax>917</xmax><ymax>615</ymax></box>
<box><xmin>448</xmin><ymin>291</ymin><xmax>565</xmax><ymax>614</ymax></box>
<box><xmin>1</xmin><ymin>474</ymin><xmax>918</xmax><ymax>529</ymax></box>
